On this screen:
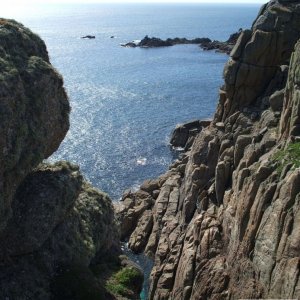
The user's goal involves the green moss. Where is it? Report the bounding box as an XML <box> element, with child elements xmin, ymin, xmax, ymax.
<box><xmin>105</xmin><ymin>266</ymin><xmax>143</xmax><ymax>298</ymax></box>
<box><xmin>273</xmin><ymin>142</ymin><xmax>300</xmax><ymax>172</ymax></box>
<box><xmin>115</xmin><ymin>267</ymin><xmax>142</xmax><ymax>286</ymax></box>
<box><xmin>106</xmin><ymin>281</ymin><xmax>128</xmax><ymax>296</ymax></box>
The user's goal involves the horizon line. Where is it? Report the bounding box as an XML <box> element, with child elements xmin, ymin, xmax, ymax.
<box><xmin>4</xmin><ymin>0</ymin><xmax>267</xmax><ymax>4</ymax></box>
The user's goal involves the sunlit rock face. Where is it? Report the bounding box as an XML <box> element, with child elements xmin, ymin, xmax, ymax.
<box><xmin>117</xmin><ymin>1</ymin><xmax>300</xmax><ymax>299</ymax></box>
<box><xmin>215</xmin><ymin>0</ymin><xmax>300</xmax><ymax>122</ymax></box>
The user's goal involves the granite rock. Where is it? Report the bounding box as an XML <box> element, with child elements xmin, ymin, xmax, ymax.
<box><xmin>118</xmin><ymin>1</ymin><xmax>300</xmax><ymax>299</ymax></box>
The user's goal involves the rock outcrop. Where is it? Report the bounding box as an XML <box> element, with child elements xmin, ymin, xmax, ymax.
<box><xmin>81</xmin><ymin>35</ymin><xmax>96</xmax><ymax>39</ymax></box>
<box><xmin>121</xmin><ymin>35</ymin><xmax>211</xmax><ymax>48</ymax></box>
<box><xmin>170</xmin><ymin>119</ymin><xmax>211</xmax><ymax>150</ymax></box>
<box><xmin>117</xmin><ymin>1</ymin><xmax>300</xmax><ymax>299</ymax></box>
<box><xmin>0</xmin><ymin>19</ymin><xmax>142</xmax><ymax>300</ymax></box>
<box><xmin>121</xmin><ymin>31</ymin><xmax>241</xmax><ymax>54</ymax></box>
<box><xmin>0</xmin><ymin>18</ymin><xmax>70</xmax><ymax>234</ymax></box>
<box><xmin>200</xmin><ymin>29</ymin><xmax>242</xmax><ymax>55</ymax></box>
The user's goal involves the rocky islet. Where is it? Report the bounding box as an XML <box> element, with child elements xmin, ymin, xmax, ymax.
<box><xmin>121</xmin><ymin>30</ymin><xmax>241</xmax><ymax>54</ymax></box>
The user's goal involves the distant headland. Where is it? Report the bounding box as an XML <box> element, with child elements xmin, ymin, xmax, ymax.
<box><xmin>121</xmin><ymin>30</ymin><xmax>241</xmax><ymax>54</ymax></box>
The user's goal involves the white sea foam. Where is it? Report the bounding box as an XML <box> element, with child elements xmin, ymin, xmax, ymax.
<box><xmin>173</xmin><ymin>147</ymin><xmax>185</xmax><ymax>151</ymax></box>
<box><xmin>137</xmin><ymin>157</ymin><xmax>147</xmax><ymax>166</ymax></box>
<box><xmin>131</xmin><ymin>183</ymin><xmax>141</xmax><ymax>192</ymax></box>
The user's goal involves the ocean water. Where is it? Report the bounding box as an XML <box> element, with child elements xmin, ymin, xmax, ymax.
<box><xmin>3</xmin><ymin>4</ymin><xmax>260</xmax><ymax>200</ymax></box>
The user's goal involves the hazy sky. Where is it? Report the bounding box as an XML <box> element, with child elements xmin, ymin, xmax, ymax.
<box><xmin>1</xmin><ymin>0</ymin><xmax>267</xmax><ymax>18</ymax></box>
<box><xmin>4</xmin><ymin>0</ymin><xmax>267</xmax><ymax>3</ymax></box>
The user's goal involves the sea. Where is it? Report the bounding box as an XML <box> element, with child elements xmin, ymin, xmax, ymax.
<box><xmin>2</xmin><ymin>3</ymin><xmax>261</xmax><ymax>201</ymax></box>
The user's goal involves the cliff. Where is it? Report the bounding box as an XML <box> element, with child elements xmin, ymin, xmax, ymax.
<box><xmin>0</xmin><ymin>19</ymin><xmax>142</xmax><ymax>300</ymax></box>
<box><xmin>0</xmin><ymin>18</ymin><xmax>70</xmax><ymax>233</ymax></box>
<box><xmin>117</xmin><ymin>1</ymin><xmax>300</xmax><ymax>299</ymax></box>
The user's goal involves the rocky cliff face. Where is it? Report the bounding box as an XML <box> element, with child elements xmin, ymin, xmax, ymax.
<box><xmin>0</xmin><ymin>18</ymin><xmax>70</xmax><ymax>233</ymax></box>
<box><xmin>117</xmin><ymin>1</ymin><xmax>300</xmax><ymax>299</ymax></box>
<box><xmin>0</xmin><ymin>19</ymin><xmax>142</xmax><ymax>300</ymax></box>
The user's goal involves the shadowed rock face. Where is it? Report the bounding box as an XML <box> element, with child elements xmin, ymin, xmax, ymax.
<box><xmin>117</xmin><ymin>1</ymin><xmax>300</xmax><ymax>299</ymax></box>
<box><xmin>0</xmin><ymin>162</ymin><xmax>119</xmax><ymax>299</ymax></box>
<box><xmin>0</xmin><ymin>19</ymin><xmax>70</xmax><ymax>233</ymax></box>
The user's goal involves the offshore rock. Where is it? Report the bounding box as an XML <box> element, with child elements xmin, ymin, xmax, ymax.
<box><xmin>122</xmin><ymin>31</ymin><xmax>241</xmax><ymax>54</ymax></box>
<box><xmin>200</xmin><ymin>29</ymin><xmax>242</xmax><ymax>55</ymax></box>
<box><xmin>122</xmin><ymin>35</ymin><xmax>211</xmax><ymax>48</ymax></box>
<box><xmin>81</xmin><ymin>35</ymin><xmax>95</xmax><ymax>39</ymax></box>
<box><xmin>118</xmin><ymin>1</ymin><xmax>300</xmax><ymax>299</ymax></box>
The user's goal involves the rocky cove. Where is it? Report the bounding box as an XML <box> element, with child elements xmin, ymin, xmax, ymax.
<box><xmin>0</xmin><ymin>1</ymin><xmax>300</xmax><ymax>300</ymax></box>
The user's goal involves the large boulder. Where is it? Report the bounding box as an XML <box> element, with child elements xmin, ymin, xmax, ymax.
<box><xmin>0</xmin><ymin>19</ymin><xmax>70</xmax><ymax>232</ymax></box>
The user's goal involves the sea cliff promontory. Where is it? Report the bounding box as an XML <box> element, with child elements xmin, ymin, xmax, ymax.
<box><xmin>0</xmin><ymin>19</ymin><xmax>142</xmax><ymax>300</ymax></box>
<box><xmin>117</xmin><ymin>1</ymin><xmax>300</xmax><ymax>299</ymax></box>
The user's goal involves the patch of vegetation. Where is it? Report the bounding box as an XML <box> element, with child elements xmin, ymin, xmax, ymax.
<box><xmin>273</xmin><ymin>142</ymin><xmax>300</xmax><ymax>172</ymax></box>
<box><xmin>115</xmin><ymin>267</ymin><xmax>142</xmax><ymax>286</ymax></box>
<box><xmin>105</xmin><ymin>266</ymin><xmax>143</xmax><ymax>298</ymax></box>
<box><xmin>51</xmin><ymin>255</ymin><xmax>143</xmax><ymax>300</ymax></box>
<box><xmin>106</xmin><ymin>280</ymin><xmax>128</xmax><ymax>296</ymax></box>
